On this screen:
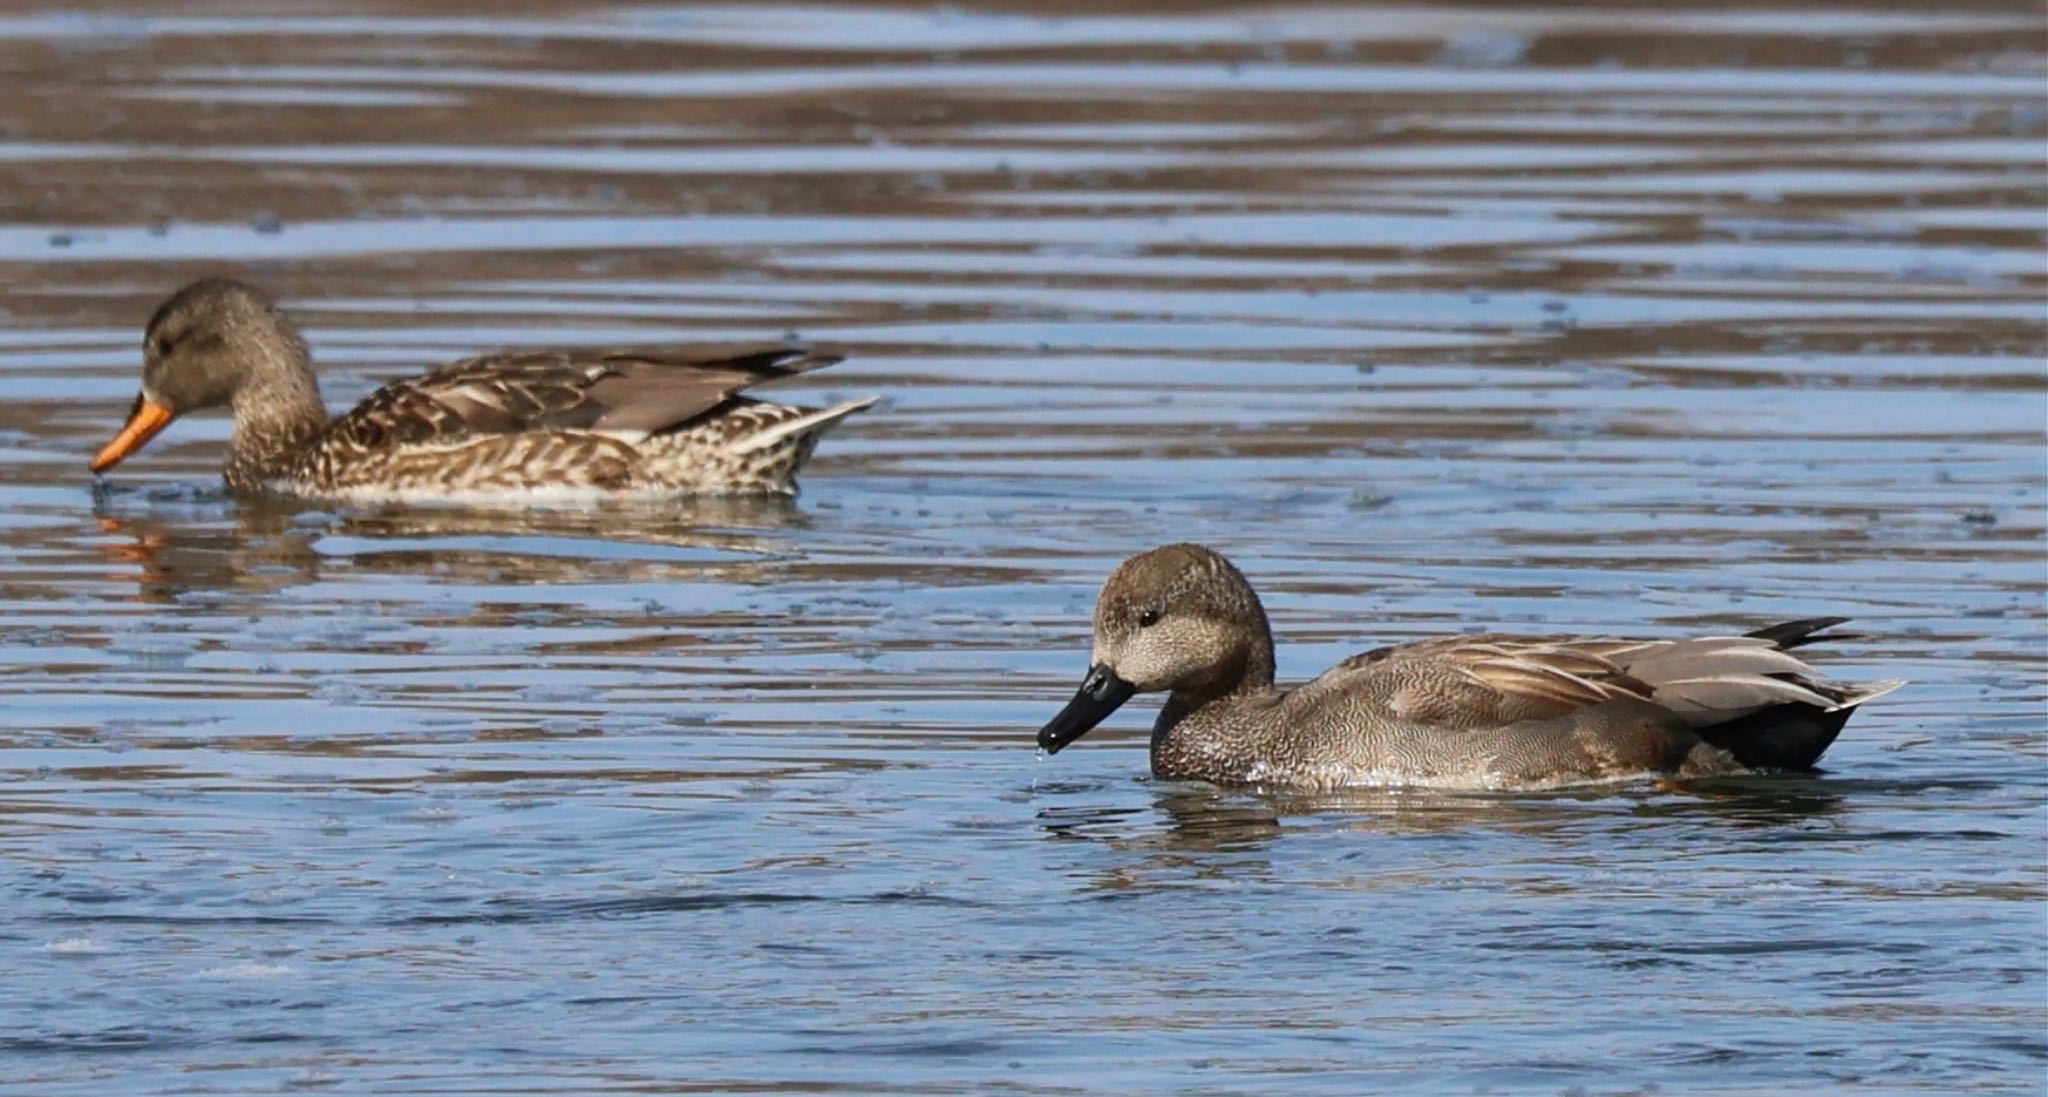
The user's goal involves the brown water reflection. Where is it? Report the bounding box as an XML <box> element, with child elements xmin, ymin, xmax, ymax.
<box><xmin>83</xmin><ymin>495</ymin><xmax>813</xmax><ymax>601</ymax></box>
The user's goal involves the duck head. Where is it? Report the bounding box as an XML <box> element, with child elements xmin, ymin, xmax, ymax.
<box><xmin>1037</xmin><ymin>543</ymin><xmax>1275</xmax><ymax>754</ymax></box>
<box><xmin>90</xmin><ymin>278</ymin><xmax>308</xmax><ymax>474</ymax></box>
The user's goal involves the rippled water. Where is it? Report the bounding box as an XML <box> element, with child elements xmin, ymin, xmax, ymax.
<box><xmin>1</xmin><ymin>4</ymin><xmax>2043</xmax><ymax>1093</ymax></box>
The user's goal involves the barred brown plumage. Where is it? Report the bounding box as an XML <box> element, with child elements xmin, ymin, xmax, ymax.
<box><xmin>90</xmin><ymin>278</ymin><xmax>875</xmax><ymax>502</ymax></box>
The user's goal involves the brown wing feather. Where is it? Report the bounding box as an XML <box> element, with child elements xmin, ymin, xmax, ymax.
<box><xmin>1326</xmin><ymin>634</ymin><xmax>1650</xmax><ymax>727</ymax></box>
<box><xmin>1328</xmin><ymin>624</ymin><xmax>1869</xmax><ymax>731</ymax></box>
<box><xmin>326</xmin><ymin>346</ymin><xmax>841</xmax><ymax>451</ymax></box>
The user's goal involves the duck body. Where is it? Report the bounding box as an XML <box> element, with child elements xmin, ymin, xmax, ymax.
<box><xmin>1039</xmin><ymin>544</ymin><xmax>1904</xmax><ymax>792</ymax></box>
<box><xmin>91</xmin><ymin>279</ymin><xmax>873</xmax><ymax>502</ymax></box>
<box><xmin>221</xmin><ymin>347</ymin><xmax>872</xmax><ymax>503</ymax></box>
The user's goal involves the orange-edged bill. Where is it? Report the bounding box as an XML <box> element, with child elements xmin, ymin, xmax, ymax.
<box><xmin>89</xmin><ymin>395</ymin><xmax>176</xmax><ymax>473</ymax></box>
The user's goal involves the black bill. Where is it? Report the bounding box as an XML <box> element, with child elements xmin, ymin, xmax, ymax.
<box><xmin>1036</xmin><ymin>664</ymin><xmax>1137</xmax><ymax>754</ymax></box>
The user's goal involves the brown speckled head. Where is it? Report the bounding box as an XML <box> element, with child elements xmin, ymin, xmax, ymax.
<box><xmin>1037</xmin><ymin>543</ymin><xmax>1278</xmax><ymax>754</ymax></box>
<box><xmin>139</xmin><ymin>278</ymin><xmax>311</xmax><ymax>415</ymax></box>
<box><xmin>92</xmin><ymin>278</ymin><xmax>321</xmax><ymax>474</ymax></box>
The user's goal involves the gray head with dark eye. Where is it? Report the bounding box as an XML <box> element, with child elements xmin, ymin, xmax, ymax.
<box><xmin>1089</xmin><ymin>542</ymin><xmax>1273</xmax><ymax>695</ymax></box>
<box><xmin>139</xmin><ymin>278</ymin><xmax>300</xmax><ymax>413</ymax></box>
<box><xmin>1035</xmin><ymin>543</ymin><xmax>1278</xmax><ymax>755</ymax></box>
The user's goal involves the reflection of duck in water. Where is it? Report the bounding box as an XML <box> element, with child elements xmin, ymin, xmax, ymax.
<box><xmin>90</xmin><ymin>495</ymin><xmax>809</xmax><ymax>601</ymax></box>
<box><xmin>1036</xmin><ymin>774</ymin><xmax>1853</xmax><ymax>884</ymax></box>
<box><xmin>1038</xmin><ymin>544</ymin><xmax>1905</xmax><ymax>792</ymax></box>
<box><xmin>88</xmin><ymin>279</ymin><xmax>874</xmax><ymax>503</ymax></box>
<box><xmin>90</xmin><ymin>507</ymin><xmax>320</xmax><ymax>604</ymax></box>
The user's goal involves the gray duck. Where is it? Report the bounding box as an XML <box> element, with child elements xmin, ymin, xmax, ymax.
<box><xmin>1037</xmin><ymin>543</ymin><xmax>1905</xmax><ymax>791</ymax></box>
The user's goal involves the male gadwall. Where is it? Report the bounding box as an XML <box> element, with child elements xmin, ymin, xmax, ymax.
<box><xmin>89</xmin><ymin>278</ymin><xmax>875</xmax><ymax>502</ymax></box>
<box><xmin>1037</xmin><ymin>544</ymin><xmax>1904</xmax><ymax>791</ymax></box>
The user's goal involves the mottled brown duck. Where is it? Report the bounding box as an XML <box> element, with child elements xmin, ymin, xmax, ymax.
<box><xmin>1037</xmin><ymin>543</ymin><xmax>1905</xmax><ymax>791</ymax></box>
<box><xmin>88</xmin><ymin>278</ymin><xmax>875</xmax><ymax>502</ymax></box>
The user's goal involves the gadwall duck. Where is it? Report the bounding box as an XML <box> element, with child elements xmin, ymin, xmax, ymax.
<box><xmin>1037</xmin><ymin>544</ymin><xmax>1904</xmax><ymax>791</ymax></box>
<box><xmin>88</xmin><ymin>278</ymin><xmax>875</xmax><ymax>502</ymax></box>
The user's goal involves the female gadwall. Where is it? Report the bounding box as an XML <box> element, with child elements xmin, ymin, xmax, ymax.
<box><xmin>1037</xmin><ymin>544</ymin><xmax>1904</xmax><ymax>791</ymax></box>
<box><xmin>88</xmin><ymin>278</ymin><xmax>874</xmax><ymax>501</ymax></box>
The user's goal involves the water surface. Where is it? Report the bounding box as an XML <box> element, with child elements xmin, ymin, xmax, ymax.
<box><xmin>0</xmin><ymin>3</ymin><xmax>2043</xmax><ymax>1094</ymax></box>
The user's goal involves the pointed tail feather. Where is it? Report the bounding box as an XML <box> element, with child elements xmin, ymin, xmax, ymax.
<box><xmin>1746</xmin><ymin>617</ymin><xmax>1858</xmax><ymax>650</ymax></box>
<box><xmin>1823</xmin><ymin>678</ymin><xmax>1906</xmax><ymax>713</ymax></box>
<box><xmin>609</xmin><ymin>347</ymin><xmax>844</xmax><ymax>380</ymax></box>
<box><xmin>758</xmin><ymin>351</ymin><xmax>846</xmax><ymax>379</ymax></box>
<box><xmin>730</xmin><ymin>396</ymin><xmax>877</xmax><ymax>454</ymax></box>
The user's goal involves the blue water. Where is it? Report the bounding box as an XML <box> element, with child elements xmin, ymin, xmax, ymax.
<box><xmin>0</xmin><ymin>4</ymin><xmax>2042</xmax><ymax>1094</ymax></box>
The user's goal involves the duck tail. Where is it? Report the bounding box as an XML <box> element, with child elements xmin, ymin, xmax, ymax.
<box><xmin>1673</xmin><ymin>618</ymin><xmax>1902</xmax><ymax>771</ymax></box>
<box><xmin>730</xmin><ymin>396</ymin><xmax>877</xmax><ymax>454</ymax></box>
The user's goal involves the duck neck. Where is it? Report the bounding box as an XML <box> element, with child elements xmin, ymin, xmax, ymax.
<box><xmin>1154</xmin><ymin>619</ymin><xmax>1278</xmax><ymax>735</ymax></box>
<box><xmin>227</xmin><ymin>332</ymin><xmax>326</xmax><ymax>477</ymax></box>
<box><xmin>1151</xmin><ymin>641</ymin><xmax>1277</xmax><ymax>782</ymax></box>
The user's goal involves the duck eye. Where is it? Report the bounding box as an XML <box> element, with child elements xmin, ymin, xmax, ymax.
<box><xmin>151</xmin><ymin>334</ymin><xmax>174</xmax><ymax>357</ymax></box>
<box><xmin>1137</xmin><ymin>609</ymin><xmax>1162</xmax><ymax>628</ymax></box>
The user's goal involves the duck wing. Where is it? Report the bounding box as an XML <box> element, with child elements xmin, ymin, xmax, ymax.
<box><xmin>1323</xmin><ymin>633</ymin><xmax>1656</xmax><ymax>728</ymax></box>
<box><xmin>1325</xmin><ymin>619</ymin><xmax>1900</xmax><ymax>732</ymax></box>
<box><xmin>327</xmin><ymin>346</ymin><xmax>843</xmax><ymax>450</ymax></box>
